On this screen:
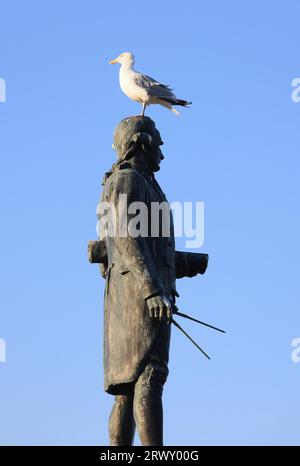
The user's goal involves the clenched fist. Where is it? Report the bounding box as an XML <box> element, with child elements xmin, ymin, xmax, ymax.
<box><xmin>146</xmin><ymin>294</ymin><xmax>173</xmax><ymax>323</ymax></box>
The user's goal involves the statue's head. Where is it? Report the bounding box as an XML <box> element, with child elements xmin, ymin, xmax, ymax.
<box><xmin>113</xmin><ymin>116</ymin><xmax>164</xmax><ymax>172</ymax></box>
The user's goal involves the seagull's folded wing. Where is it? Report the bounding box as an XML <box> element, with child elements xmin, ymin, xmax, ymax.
<box><xmin>135</xmin><ymin>73</ymin><xmax>175</xmax><ymax>99</ymax></box>
<box><xmin>148</xmin><ymin>84</ymin><xmax>177</xmax><ymax>100</ymax></box>
<box><xmin>135</xmin><ymin>73</ymin><xmax>170</xmax><ymax>88</ymax></box>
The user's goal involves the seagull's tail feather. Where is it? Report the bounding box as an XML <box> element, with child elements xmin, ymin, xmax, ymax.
<box><xmin>175</xmin><ymin>99</ymin><xmax>192</xmax><ymax>107</ymax></box>
<box><xmin>158</xmin><ymin>96</ymin><xmax>192</xmax><ymax>108</ymax></box>
<box><xmin>155</xmin><ymin>97</ymin><xmax>180</xmax><ymax>116</ymax></box>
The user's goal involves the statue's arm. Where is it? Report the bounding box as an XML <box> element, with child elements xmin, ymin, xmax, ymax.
<box><xmin>175</xmin><ymin>251</ymin><xmax>209</xmax><ymax>279</ymax></box>
<box><xmin>89</xmin><ymin>242</ymin><xmax>209</xmax><ymax>280</ymax></box>
<box><xmin>102</xmin><ymin>170</ymin><xmax>164</xmax><ymax>300</ymax></box>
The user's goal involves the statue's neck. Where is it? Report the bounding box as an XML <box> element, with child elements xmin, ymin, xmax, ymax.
<box><xmin>123</xmin><ymin>155</ymin><xmax>154</xmax><ymax>176</ymax></box>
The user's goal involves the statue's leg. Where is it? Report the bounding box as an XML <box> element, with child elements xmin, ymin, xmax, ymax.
<box><xmin>133</xmin><ymin>361</ymin><xmax>167</xmax><ymax>446</ymax></box>
<box><xmin>109</xmin><ymin>389</ymin><xmax>135</xmax><ymax>446</ymax></box>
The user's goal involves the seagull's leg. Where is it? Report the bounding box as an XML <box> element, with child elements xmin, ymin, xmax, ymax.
<box><xmin>141</xmin><ymin>102</ymin><xmax>146</xmax><ymax>116</ymax></box>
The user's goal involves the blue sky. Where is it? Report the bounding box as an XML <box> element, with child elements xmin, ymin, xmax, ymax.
<box><xmin>0</xmin><ymin>0</ymin><xmax>299</xmax><ymax>445</ymax></box>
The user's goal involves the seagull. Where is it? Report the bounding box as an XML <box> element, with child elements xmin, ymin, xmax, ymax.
<box><xmin>109</xmin><ymin>52</ymin><xmax>191</xmax><ymax>116</ymax></box>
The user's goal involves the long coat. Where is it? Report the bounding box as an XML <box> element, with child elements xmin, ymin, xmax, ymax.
<box><xmin>100</xmin><ymin>162</ymin><xmax>176</xmax><ymax>394</ymax></box>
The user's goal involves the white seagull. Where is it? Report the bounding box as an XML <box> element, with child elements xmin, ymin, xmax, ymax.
<box><xmin>109</xmin><ymin>52</ymin><xmax>191</xmax><ymax>116</ymax></box>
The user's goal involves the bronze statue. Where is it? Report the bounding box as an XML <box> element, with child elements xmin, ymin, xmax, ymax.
<box><xmin>89</xmin><ymin>116</ymin><xmax>209</xmax><ymax>446</ymax></box>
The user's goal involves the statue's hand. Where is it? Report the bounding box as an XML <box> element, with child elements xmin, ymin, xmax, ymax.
<box><xmin>146</xmin><ymin>294</ymin><xmax>173</xmax><ymax>324</ymax></box>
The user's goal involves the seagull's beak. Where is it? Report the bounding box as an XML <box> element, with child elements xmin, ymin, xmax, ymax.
<box><xmin>109</xmin><ymin>57</ymin><xmax>119</xmax><ymax>64</ymax></box>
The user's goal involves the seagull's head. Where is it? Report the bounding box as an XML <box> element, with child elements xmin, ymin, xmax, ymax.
<box><xmin>109</xmin><ymin>52</ymin><xmax>135</xmax><ymax>66</ymax></box>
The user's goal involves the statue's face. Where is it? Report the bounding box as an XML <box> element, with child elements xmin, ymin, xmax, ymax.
<box><xmin>148</xmin><ymin>130</ymin><xmax>164</xmax><ymax>172</ymax></box>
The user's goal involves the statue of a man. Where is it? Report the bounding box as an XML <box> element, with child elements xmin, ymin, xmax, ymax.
<box><xmin>92</xmin><ymin>116</ymin><xmax>209</xmax><ymax>445</ymax></box>
<box><xmin>99</xmin><ymin>116</ymin><xmax>176</xmax><ymax>446</ymax></box>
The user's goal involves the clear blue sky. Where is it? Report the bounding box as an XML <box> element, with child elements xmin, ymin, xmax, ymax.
<box><xmin>0</xmin><ymin>0</ymin><xmax>299</xmax><ymax>446</ymax></box>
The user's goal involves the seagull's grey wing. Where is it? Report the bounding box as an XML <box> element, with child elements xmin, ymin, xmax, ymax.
<box><xmin>135</xmin><ymin>73</ymin><xmax>173</xmax><ymax>91</ymax></box>
<box><xmin>135</xmin><ymin>72</ymin><xmax>191</xmax><ymax>109</ymax></box>
<box><xmin>147</xmin><ymin>83</ymin><xmax>177</xmax><ymax>100</ymax></box>
<box><xmin>142</xmin><ymin>74</ymin><xmax>171</xmax><ymax>89</ymax></box>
